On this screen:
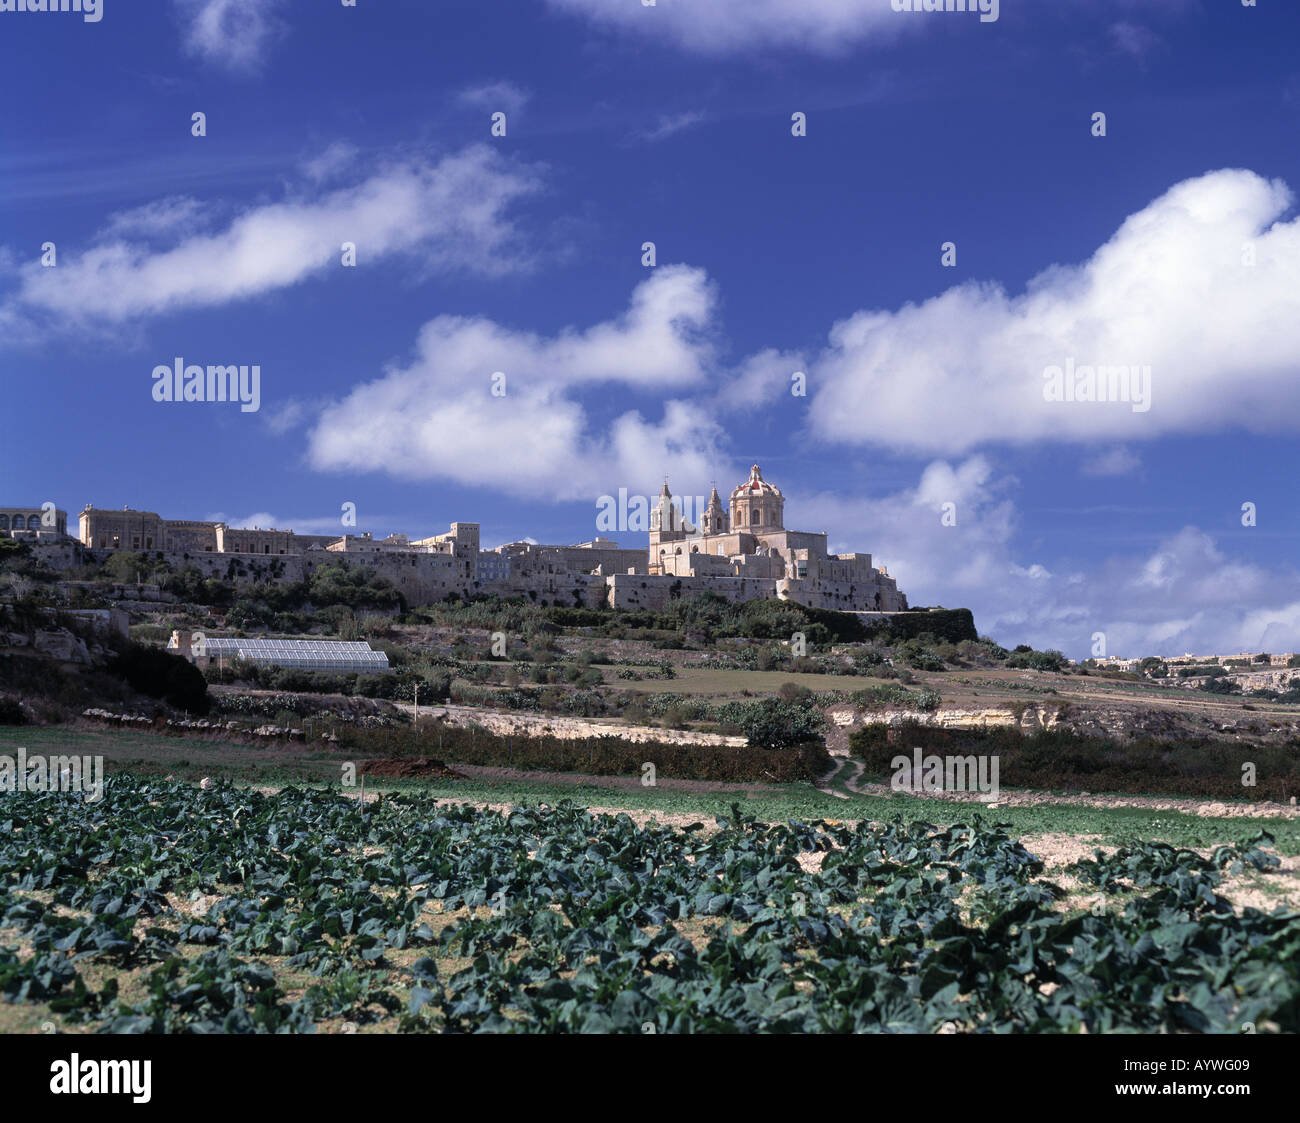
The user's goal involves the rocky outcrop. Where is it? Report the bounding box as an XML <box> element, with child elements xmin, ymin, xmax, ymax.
<box><xmin>828</xmin><ymin>704</ymin><xmax>1061</xmax><ymax>732</ymax></box>
<box><xmin>32</xmin><ymin>629</ymin><xmax>91</xmax><ymax>664</ymax></box>
<box><xmin>406</xmin><ymin>703</ymin><xmax>748</xmax><ymax>747</ymax></box>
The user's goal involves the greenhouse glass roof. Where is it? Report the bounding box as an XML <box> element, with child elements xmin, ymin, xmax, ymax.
<box><xmin>198</xmin><ymin>638</ymin><xmax>389</xmax><ymax>673</ymax></box>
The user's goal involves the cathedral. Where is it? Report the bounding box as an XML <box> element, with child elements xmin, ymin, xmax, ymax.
<box><xmin>642</xmin><ymin>465</ymin><xmax>907</xmax><ymax>613</ymax></box>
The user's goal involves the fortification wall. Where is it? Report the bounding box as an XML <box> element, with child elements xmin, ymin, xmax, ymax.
<box><xmin>604</xmin><ymin>574</ymin><xmax>779</xmax><ymax>612</ymax></box>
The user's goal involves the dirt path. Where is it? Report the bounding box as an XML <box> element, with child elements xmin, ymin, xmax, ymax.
<box><xmin>817</xmin><ymin>757</ymin><xmax>863</xmax><ymax>801</ymax></box>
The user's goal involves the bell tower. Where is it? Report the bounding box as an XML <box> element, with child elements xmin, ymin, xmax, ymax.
<box><xmin>701</xmin><ymin>485</ymin><xmax>728</xmax><ymax>535</ymax></box>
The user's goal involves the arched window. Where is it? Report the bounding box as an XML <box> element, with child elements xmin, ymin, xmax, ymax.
<box><xmin>753</xmin><ymin>510</ymin><xmax>762</xmax><ymax>526</ymax></box>
<box><xmin>0</xmin><ymin>515</ymin><xmax>9</xmax><ymax>531</ymax></box>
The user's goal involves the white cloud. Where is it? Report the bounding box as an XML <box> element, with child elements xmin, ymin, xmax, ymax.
<box><xmin>301</xmin><ymin>142</ymin><xmax>360</xmax><ymax>185</ymax></box>
<box><xmin>716</xmin><ymin>348</ymin><xmax>807</xmax><ymax>411</ymax></box>
<box><xmin>206</xmin><ymin>511</ymin><xmax>374</xmax><ymax>536</ymax></box>
<box><xmin>175</xmin><ymin>0</ymin><xmax>288</xmax><ymax>72</ymax></box>
<box><xmin>1</xmin><ymin>145</ymin><xmax>542</xmax><ymax>332</ymax></box>
<box><xmin>220</xmin><ymin>511</ymin><xmax>280</xmax><ymax>530</ymax></box>
<box><xmin>262</xmin><ymin>399</ymin><xmax>308</xmax><ymax>436</ymax></box>
<box><xmin>800</xmin><ymin>457</ymin><xmax>1300</xmax><ymax>658</ymax></box>
<box><xmin>1081</xmin><ymin>446</ymin><xmax>1141</xmax><ymax>477</ymax></box>
<box><xmin>306</xmin><ymin>266</ymin><xmax>731</xmax><ymax>501</ymax></box>
<box><xmin>457</xmin><ymin>81</ymin><xmax>531</xmax><ymax>118</ymax></box>
<box><xmin>101</xmin><ymin>196</ymin><xmax>210</xmax><ymax>241</ymax></box>
<box><xmin>806</xmin><ymin>170</ymin><xmax>1300</xmax><ymax>455</ymax></box>
<box><xmin>635</xmin><ymin>111</ymin><xmax>708</xmax><ymax>143</ymax></box>
<box><xmin>546</xmin><ymin>0</ymin><xmax>907</xmax><ymax>54</ymax></box>
<box><xmin>1108</xmin><ymin>21</ymin><xmax>1161</xmax><ymax>60</ymax></box>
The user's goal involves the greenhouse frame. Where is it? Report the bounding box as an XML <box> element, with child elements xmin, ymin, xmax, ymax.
<box><xmin>182</xmin><ymin>637</ymin><xmax>390</xmax><ymax>674</ymax></box>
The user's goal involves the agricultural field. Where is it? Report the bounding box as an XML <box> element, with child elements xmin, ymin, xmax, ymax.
<box><xmin>3</xmin><ymin>771</ymin><xmax>1298</xmax><ymax>1034</ymax></box>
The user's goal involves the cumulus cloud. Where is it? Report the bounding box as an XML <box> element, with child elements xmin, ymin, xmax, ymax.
<box><xmin>100</xmin><ymin>196</ymin><xmax>211</xmax><ymax>242</ymax></box>
<box><xmin>716</xmin><ymin>348</ymin><xmax>808</xmax><ymax>411</ymax></box>
<box><xmin>174</xmin><ymin>0</ymin><xmax>289</xmax><ymax>72</ymax></box>
<box><xmin>800</xmin><ymin>457</ymin><xmax>1300</xmax><ymax>658</ymax></box>
<box><xmin>806</xmin><ymin>170</ymin><xmax>1300</xmax><ymax>455</ymax></box>
<box><xmin>1</xmin><ymin>145</ymin><xmax>542</xmax><ymax>333</ymax></box>
<box><xmin>306</xmin><ymin>266</ymin><xmax>731</xmax><ymax>501</ymax></box>
<box><xmin>546</xmin><ymin>0</ymin><xmax>908</xmax><ymax>54</ymax></box>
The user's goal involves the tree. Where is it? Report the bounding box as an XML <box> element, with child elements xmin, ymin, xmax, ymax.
<box><xmin>110</xmin><ymin>643</ymin><xmax>210</xmax><ymax>714</ymax></box>
<box><xmin>741</xmin><ymin>698</ymin><xmax>825</xmax><ymax>750</ymax></box>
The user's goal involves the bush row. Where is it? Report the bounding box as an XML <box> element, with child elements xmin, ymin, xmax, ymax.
<box><xmin>338</xmin><ymin>720</ymin><xmax>831</xmax><ymax>783</ymax></box>
<box><xmin>850</xmin><ymin>721</ymin><xmax>1300</xmax><ymax>801</ymax></box>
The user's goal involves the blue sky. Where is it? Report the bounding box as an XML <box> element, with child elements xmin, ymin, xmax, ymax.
<box><xmin>4</xmin><ymin>0</ymin><xmax>1300</xmax><ymax>658</ymax></box>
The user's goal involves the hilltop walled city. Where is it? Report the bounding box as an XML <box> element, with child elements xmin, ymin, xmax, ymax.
<box><xmin>2</xmin><ymin>465</ymin><xmax>909</xmax><ymax>617</ymax></box>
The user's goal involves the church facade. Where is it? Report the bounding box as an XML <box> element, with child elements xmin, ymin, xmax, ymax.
<box><xmin>614</xmin><ymin>465</ymin><xmax>908</xmax><ymax>613</ymax></box>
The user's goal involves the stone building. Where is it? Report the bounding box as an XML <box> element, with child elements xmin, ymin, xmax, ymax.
<box><xmin>640</xmin><ymin>465</ymin><xmax>906</xmax><ymax>613</ymax></box>
<box><xmin>61</xmin><ymin>464</ymin><xmax>906</xmax><ymax>615</ymax></box>
<box><xmin>1</xmin><ymin>506</ymin><xmax>67</xmax><ymax>540</ymax></box>
<box><xmin>79</xmin><ymin>506</ymin><xmax>170</xmax><ymax>551</ymax></box>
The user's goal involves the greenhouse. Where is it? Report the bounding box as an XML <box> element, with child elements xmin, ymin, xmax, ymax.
<box><xmin>171</xmin><ymin>635</ymin><xmax>390</xmax><ymax>674</ymax></box>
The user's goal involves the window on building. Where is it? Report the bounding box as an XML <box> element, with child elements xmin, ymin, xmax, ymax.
<box><xmin>145</xmin><ymin>537</ymin><xmax>153</xmax><ymax>548</ymax></box>
<box><xmin>0</xmin><ymin>516</ymin><xmax>9</xmax><ymax>531</ymax></box>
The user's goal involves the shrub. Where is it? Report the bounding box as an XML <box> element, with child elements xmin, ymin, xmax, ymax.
<box><xmin>739</xmin><ymin>698</ymin><xmax>826</xmax><ymax>750</ymax></box>
<box><xmin>777</xmin><ymin>682</ymin><xmax>813</xmax><ymax>703</ymax></box>
<box><xmin>109</xmin><ymin>642</ymin><xmax>211</xmax><ymax>714</ymax></box>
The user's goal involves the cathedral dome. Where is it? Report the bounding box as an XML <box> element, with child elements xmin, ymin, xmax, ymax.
<box><xmin>730</xmin><ymin>464</ymin><xmax>783</xmax><ymax>502</ymax></box>
<box><xmin>729</xmin><ymin>465</ymin><xmax>784</xmax><ymax>531</ymax></box>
